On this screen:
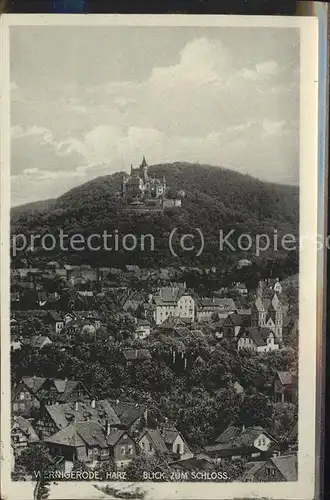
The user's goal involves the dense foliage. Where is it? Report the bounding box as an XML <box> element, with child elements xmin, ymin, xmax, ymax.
<box><xmin>11</xmin><ymin>163</ymin><xmax>299</xmax><ymax>270</ymax></box>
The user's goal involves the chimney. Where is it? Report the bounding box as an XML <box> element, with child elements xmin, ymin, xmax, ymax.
<box><xmin>75</xmin><ymin>401</ymin><xmax>79</xmax><ymax>411</ymax></box>
<box><xmin>91</xmin><ymin>399</ymin><xmax>96</xmax><ymax>409</ymax></box>
<box><xmin>106</xmin><ymin>420</ymin><xmax>111</xmax><ymax>436</ymax></box>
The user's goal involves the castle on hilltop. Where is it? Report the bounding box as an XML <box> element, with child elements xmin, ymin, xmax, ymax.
<box><xmin>121</xmin><ymin>156</ymin><xmax>167</xmax><ymax>200</ymax></box>
<box><xmin>121</xmin><ymin>157</ymin><xmax>184</xmax><ymax>211</ymax></box>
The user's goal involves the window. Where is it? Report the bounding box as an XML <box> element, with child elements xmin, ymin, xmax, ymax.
<box><xmin>128</xmin><ymin>446</ymin><xmax>133</xmax><ymax>455</ymax></box>
<box><xmin>141</xmin><ymin>442</ymin><xmax>145</xmax><ymax>449</ymax></box>
<box><xmin>20</xmin><ymin>392</ymin><xmax>25</xmax><ymax>400</ymax></box>
<box><xmin>19</xmin><ymin>403</ymin><xmax>25</xmax><ymax>410</ymax></box>
<box><xmin>148</xmin><ymin>443</ymin><xmax>152</xmax><ymax>452</ymax></box>
<box><xmin>265</xmin><ymin>467</ymin><xmax>271</xmax><ymax>475</ymax></box>
<box><xmin>13</xmin><ymin>403</ymin><xmax>18</xmax><ymax>411</ymax></box>
<box><xmin>25</xmin><ymin>392</ymin><xmax>31</xmax><ymax>400</ymax></box>
<box><xmin>262</xmin><ymin>438</ymin><xmax>266</xmax><ymax>446</ymax></box>
<box><xmin>121</xmin><ymin>446</ymin><xmax>125</xmax><ymax>456</ymax></box>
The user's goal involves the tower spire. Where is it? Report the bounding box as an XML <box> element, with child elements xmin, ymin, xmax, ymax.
<box><xmin>140</xmin><ymin>156</ymin><xmax>147</xmax><ymax>168</ymax></box>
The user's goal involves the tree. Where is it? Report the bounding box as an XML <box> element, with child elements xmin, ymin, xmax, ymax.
<box><xmin>238</xmin><ymin>389</ymin><xmax>273</xmax><ymax>430</ymax></box>
<box><xmin>125</xmin><ymin>452</ymin><xmax>171</xmax><ymax>481</ymax></box>
<box><xmin>14</xmin><ymin>443</ymin><xmax>55</xmax><ymax>500</ymax></box>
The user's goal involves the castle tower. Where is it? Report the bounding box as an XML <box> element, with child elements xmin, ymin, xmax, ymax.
<box><xmin>130</xmin><ymin>164</ymin><xmax>134</xmax><ymax>175</ymax></box>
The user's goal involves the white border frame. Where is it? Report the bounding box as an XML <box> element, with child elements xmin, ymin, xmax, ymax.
<box><xmin>0</xmin><ymin>14</ymin><xmax>320</xmax><ymax>500</ymax></box>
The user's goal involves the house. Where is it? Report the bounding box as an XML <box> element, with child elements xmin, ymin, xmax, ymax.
<box><xmin>273</xmin><ymin>371</ymin><xmax>298</xmax><ymax>403</ymax></box>
<box><xmin>108</xmin><ymin>400</ymin><xmax>149</xmax><ymax>436</ymax></box>
<box><xmin>12</xmin><ymin>376</ymin><xmax>46</xmax><ymax>417</ymax></box>
<box><xmin>12</xmin><ymin>377</ymin><xmax>91</xmax><ymax>418</ymax></box>
<box><xmin>158</xmin><ymin>317</ymin><xmax>193</xmax><ymax>331</ymax></box>
<box><xmin>196</xmin><ymin>297</ymin><xmax>236</xmax><ymax>322</ymax></box>
<box><xmin>44</xmin><ymin>421</ymin><xmax>136</xmax><ymax>471</ymax></box>
<box><xmin>36</xmin><ymin>399</ymin><xmax>120</xmax><ymax>439</ymax></box>
<box><xmin>46</xmin><ymin>311</ymin><xmax>64</xmax><ymax>334</ymax></box>
<box><xmin>135</xmin><ymin>318</ymin><xmax>151</xmax><ymax>339</ymax></box>
<box><xmin>28</xmin><ymin>335</ymin><xmax>53</xmax><ymax>350</ymax></box>
<box><xmin>67</xmin><ymin>266</ymin><xmax>99</xmax><ymax>284</ymax></box>
<box><xmin>121</xmin><ymin>291</ymin><xmax>145</xmax><ymax>313</ymax></box>
<box><xmin>231</xmin><ymin>282</ymin><xmax>248</xmax><ymax>296</ymax></box>
<box><xmin>251</xmin><ymin>292</ymin><xmax>283</xmax><ymax>342</ymax></box>
<box><xmin>137</xmin><ymin>427</ymin><xmax>192</xmax><ymax>460</ymax></box>
<box><xmin>237</xmin><ymin>327</ymin><xmax>280</xmax><ymax>353</ymax></box>
<box><xmin>37</xmin><ymin>292</ymin><xmax>48</xmax><ymax>307</ymax></box>
<box><xmin>152</xmin><ymin>286</ymin><xmax>195</xmax><ymax>325</ymax></box>
<box><xmin>122</xmin><ymin>348</ymin><xmax>152</xmax><ymax>363</ymax></box>
<box><xmin>241</xmin><ymin>454</ymin><xmax>297</xmax><ymax>482</ymax></box>
<box><xmin>125</xmin><ymin>264</ymin><xmax>141</xmax><ymax>275</ymax></box>
<box><xmin>106</xmin><ymin>429</ymin><xmax>137</xmax><ymax>469</ymax></box>
<box><xmin>237</xmin><ymin>259</ymin><xmax>252</xmax><ymax>269</ymax></box>
<box><xmin>64</xmin><ymin>310</ymin><xmax>101</xmax><ymax>329</ymax></box>
<box><xmin>11</xmin><ymin>416</ymin><xmax>39</xmax><ymax>455</ymax></box>
<box><xmin>223</xmin><ymin>314</ymin><xmax>248</xmax><ymax>341</ymax></box>
<box><xmin>204</xmin><ymin>425</ymin><xmax>279</xmax><ymax>463</ymax></box>
<box><xmin>11</xmin><ymin>336</ymin><xmax>23</xmax><ymax>351</ymax></box>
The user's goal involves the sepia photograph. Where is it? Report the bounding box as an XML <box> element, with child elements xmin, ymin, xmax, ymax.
<box><xmin>1</xmin><ymin>13</ymin><xmax>321</xmax><ymax>500</ymax></box>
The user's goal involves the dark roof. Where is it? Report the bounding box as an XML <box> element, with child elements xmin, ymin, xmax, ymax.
<box><xmin>198</xmin><ymin>297</ymin><xmax>236</xmax><ymax>310</ymax></box>
<box><xmin>241</xmin><ymin>461</ymin><xmax>266</xmax><ymax>480</ymax></box>
<box><xmin>215</xmin><ymin>426</ymin><xmax>241</xmax><ymax>444</ymax></box>
<box><xmin>107</xmin><ymin>429</ymin><xmax>131</xmax><ymax>446</ymax></box>
<box><xmin>138</xmin><ymin>428</ymin><xmax>168</xmax><ymax>454</ymax></box>
<box><xmin>171</xmin><ymin>457</ymin><xmax>214</xmax><ymax>471</ymax></box>
<box><xmin>29</xmin><ymin>335</ymin><xmax>52</xmax><ymax>348</ymax></box>
<box><xmin>137</xmin><ymin>319</ymin><xmax>151</xmax><ymax>327</ymax></box>
<box><xmin>153</xmin><ymin>286</ymin><xmax>186</xmax><ymax>306</ymax></box>
<box><xmin>74</xmin><ymin>310</ymin><xmax>101</xmax><ymax>321</ymax></box>
<box><xmin>214</xmin><ymin>426</ymin><xmax>277</xmax><ymax>449</ymax></box>
<box><xmin>224</xmin><ymin>314</ymin><xmax>245</xmax><ymax>327</ymax></box>
<box><xmin>46</xmin><ymin>400</ymin><xmax>120</xmax><ymax>430</ymax></box>
<box><xmin>271</xmin><ymin>455</ymin><xmax>298</xmax><ymax>481</ymax></box>
<box><xmin>109</xmin><ymin>400</ymin><xmax>147</xmax><ymax>426</ymax></box>
<box><xmin>45</xmin><ymin>421</ymin><xmax>108</xmax><ymax>448</ymax></box>
<box><xmin>240</xmin><ymin>327</ymin><xmax>273</xmax><ymax>346</ymax></box>
<box><xmin>22</xmin><ymin>376</ymin><xmax>47</xmax><ymax>394</ymax></box>
<box><xmin>276</xmin><ymin>371</ymin><xmax>298</xmax><ymax>387</ymax></box>
<box><xmin>12</xmin><ymin>416</ymin><xmax>39</xmax><ymax>442</ymax></box>
<box><xmin>48</xmin><ymin>311</ymin><xmax>63</xmax><ymax>322</ymax></box>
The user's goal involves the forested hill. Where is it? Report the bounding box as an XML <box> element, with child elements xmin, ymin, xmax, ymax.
<box><xmin>11</xmin><ymin>162</ymin><xmax>299</xmax><ymax>269</ymax></box>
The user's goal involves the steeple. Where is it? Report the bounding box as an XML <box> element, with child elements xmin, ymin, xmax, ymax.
<box><xmin>130</xmin><ymin>164</ymin><xmax>134</xmax><ymax>175</ymax></box>
<box><xmin>140</xmin><ymin>156</ymin><xmax>147</xmax><ymax>168</ymax></box>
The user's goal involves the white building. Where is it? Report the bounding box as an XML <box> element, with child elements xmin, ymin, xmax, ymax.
<box><xmin>152</xmin><ymin>286</ymin><xmax>195</xmax><ymax>325</ymax></box>
<box><xmin>237</xmin><ymin>327</ymin><xmax>279</xmax><ymax>353</ymax></box>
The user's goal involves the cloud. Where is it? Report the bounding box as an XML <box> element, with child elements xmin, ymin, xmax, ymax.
<box><xmin>11</xmin><ymin>125</ymin><xmax>87</xmax><ymax>176</ymax></box>
<box><xmin>10</xmin><ymin>34</ymin><xmax>299</xmax><ymax>205</ymax></box>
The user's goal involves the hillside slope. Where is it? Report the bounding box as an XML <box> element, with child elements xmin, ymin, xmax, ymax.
<box><xmin>11</xmin><ymin>163</ymin><xmax>299</xmax><ymax>268</ymax></box>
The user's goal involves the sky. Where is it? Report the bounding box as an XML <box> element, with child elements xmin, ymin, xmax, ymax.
<box><xmin>10</xmin><ymin>25</ymin><xmax>300</xmax><ymax>206</ymax></box>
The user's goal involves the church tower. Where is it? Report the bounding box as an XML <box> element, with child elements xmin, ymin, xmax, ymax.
<box><xmin>140</xmin><ymin>156</ymin><xmax>148</xmax><ymax>183</ymax></box>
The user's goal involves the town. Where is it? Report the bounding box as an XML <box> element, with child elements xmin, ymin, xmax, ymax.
<box><xmin>11</xmin><ymin>258</ymin><xmax>298</xmax><ymax>482</ymax></box>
